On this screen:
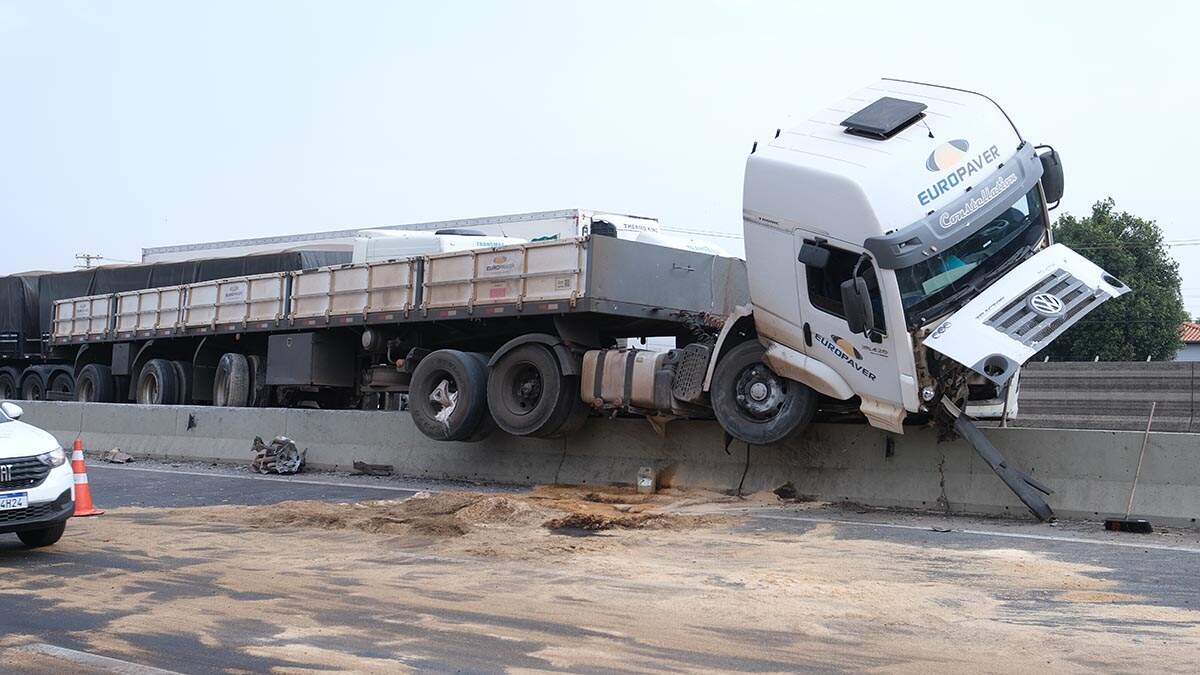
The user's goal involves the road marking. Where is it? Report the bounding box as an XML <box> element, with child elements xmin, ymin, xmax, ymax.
<box><xmin>744</xmin><ymin>511</ymin><xmax>1200</xmax><ymax>554</ymax></box>
<box><xmin>9</xmin><ymin>643</ymin><xmax>183</xmax><ymax>674</ymax></box>
<box><xmin>86</xmin><ymin>463</ymin><xmax>442</xmax><ymax>494</ymax></box>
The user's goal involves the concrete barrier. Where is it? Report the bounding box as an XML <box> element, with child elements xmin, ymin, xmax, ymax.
<box><xmin>14</xmin><ymin>401</ymin><xmax>1200</xmax><ymax>527</ymax></box>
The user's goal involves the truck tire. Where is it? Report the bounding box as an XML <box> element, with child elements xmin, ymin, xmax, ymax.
<box><xmin>0</xmin><ymin>367</ymin><xmax>19</xmax><ymax>399</ymax></box>
<box><xmin>171</xmin><ymin>360</ymin><xmax>193</xmax><ymax>405</ymax></box>
<box><xmin>17</xmin><ymin>522</ymin><xmax>66</xmax><ymax>548</ymax></box>
<box><xmin>462</xmin><ymin>353</ymin><xmax>496</xmax><ymax>442</ymax></box>
<box><xmin>136</xmin><ymin>359</ymin><xmax>180</xmax><ymax>406</ymax></box>
<box><xmin>486</xmin><ymin>344</ymin><xmax>580</xmax><ymax>438</ymax></box>
<box><xmin>409</xmin><ymin>349</ymin><xmax>489</xmax><ymax>441</ymax></box>
<box><xmin>19</xmin><ymin>370</ymin><xmax>45</xmax><ymax>401</ymax></box>
<box><xmin>710</xmin><ymin>339</ymin><xmax>816</xmax><ymax>445</ymax></box>
<box><xmin>47</xmin><ymin>371</ymin><xmax>75</xmax><ymax>400</ymax></box>
<box><xmin>247</xmin><ymin>354</ymin><xmax>270</xmax><ymax>407</ymax></box>
<box><xmin>76</xmin><ymin>364</ymin><xmax>116</xmax><ymax>403</ymax></box>
<box><xmin>213</xmin><ymin>353</ymin><xmax>250</xmax><ymax>407</ymax></box>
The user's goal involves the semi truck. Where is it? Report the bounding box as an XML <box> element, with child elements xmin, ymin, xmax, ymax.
<box><xmin>17</xmin><ymin>80</ymin><xmax>1127</xmax><ymax>455</ymax></box>
<box><xmin>0</xmin><ymin>252</ymin><xmax>350</xmax><ymax>401</ymax></box>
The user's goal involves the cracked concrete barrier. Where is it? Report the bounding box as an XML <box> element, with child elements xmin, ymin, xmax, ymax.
<box><xmin>15</xmin><ymin>401</ymin><xmax>1200</xmax><ymax>527</ymax></box>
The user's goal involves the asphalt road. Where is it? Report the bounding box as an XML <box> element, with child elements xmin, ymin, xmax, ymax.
<box><xmin>2</xmin><ymin>463</ymin><xmax>1198</xmax><ymax>673</ymax></box>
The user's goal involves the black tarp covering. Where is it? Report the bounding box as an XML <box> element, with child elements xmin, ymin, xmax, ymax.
<box><xmin>0</xmin><ymin>251</ymin><xmax>350</xmax><ymax>358</ymax></box>
<box><xmin>0</xmin><ymin>274</ymin><xmax>44</xmax><ymax>357</ymax></box>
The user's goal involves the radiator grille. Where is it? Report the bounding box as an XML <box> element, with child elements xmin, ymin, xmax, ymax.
<box><xmin>0</xmin><ymin>456</ymin><xmax>51</xmax><ymax>491</ymax></box>
<box><xmin>984</xmin><ymin>269</ymin><xmax>1104</xmax><ymax>348</ymax></box>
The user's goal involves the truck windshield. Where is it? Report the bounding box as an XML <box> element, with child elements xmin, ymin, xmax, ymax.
<box><xmin>896</xmin><ymin>187</ymin><xmax>1046</xmax><ymax>327</ymax></box>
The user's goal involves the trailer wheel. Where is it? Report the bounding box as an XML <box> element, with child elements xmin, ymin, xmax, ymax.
<box><xmin>47</xmin><ymin>371</ymin><xmax>75</xmax><ymax>400</ymax></box>
<box><xmin>19</xmin><ymin>370</ymin><xmax>45</xmax><ymax>401</ymax></box>
<box><xmin>462</xmin><ymin>353</ymin><xmax>496</xmax><ymax>442</ymax></box>
<box><xmin>136</xmin><ymin>358</ymin><xmax>180</xmax><ymax>406</ymax></box>
<box><xmin>247</xmin><ymin>355</ymin><xmax>270</xmax><ymax>407</ymax></box>
<box><xmin>76</xmin><ymin>364</ymin><xmax>116</xmax><ymax>403</ymax></box>
<box><xmin>213</xmin><ymin>353</ymin><xmax>250</xmax><ymax>407</ymax></box>
<box><xmin>710</xmin><ymin>340</ymin><xmax>816</xmax><ymax>445</ymax></box>
<box><xmin>409</xmin><ymin>349</ymin><xmax>489</xmax><ymax>441</ymax></box>
<box><xmin>487</xmin><ymin>344</ymin><xmax>580</xmax><ymax>438</ymax></box>
<box><xmin>0</xmin><ymin>367</ymin><xmax>20</xmax><ymax>399</ymax></box>
<box><xmin>171</xmin><ymin>360</ymin><xmax>193</xmax><ymax>405</ymax></box>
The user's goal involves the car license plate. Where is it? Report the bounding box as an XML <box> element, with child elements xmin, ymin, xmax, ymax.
<box><xmin>0</xmin><ymin>492</ymin><xmax>29</xmax><ymax>511</ymax></box>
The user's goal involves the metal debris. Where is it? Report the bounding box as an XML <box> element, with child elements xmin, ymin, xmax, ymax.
<box><xmin>251</xmin><ymin>436</ymin><xmax>305</xmax><ymax>475</ymax></box>
<box><xmin>351</xmin><ymin>460</ymin><xmax>394</xmax><ymax>477</ymax></box>
<box><xmin>101</xmin><ymin>448</ymin><xmax>134</xmax><ymax>464</ymax></box>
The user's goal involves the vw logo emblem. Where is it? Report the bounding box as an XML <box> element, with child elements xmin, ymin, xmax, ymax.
<box><xmin>1028</xmin><ymin>293</ymin><xmax>1064</xmax><ymax>316</ymax></box>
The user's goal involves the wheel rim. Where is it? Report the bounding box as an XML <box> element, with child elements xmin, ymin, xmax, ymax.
<box><xmin>504</xmin><ymin>362</ymin><xmax>543</xmax><ymax>416</ymax></box>
<box><xmin>77</xmin><ymin>379</ymin><xmax>94</xmax><ymax>402</ymax></box>
<box><xmin>733</xmin><ymin>363</ymin><xmax>788</xmax><ymax>421</ymax></box>
<box><xmin>140</xmin><ymin>373</ymin><xmax>159</xmax><ymax>404</ymax></box>
<box><xmin>428</xmin><ymin>375</ymin><xmax>459</xmax><ymax>424</ymax></box>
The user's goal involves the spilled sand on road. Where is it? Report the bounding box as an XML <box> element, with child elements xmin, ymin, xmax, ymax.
<box><xmin>4</xmin><ymin>485</ymin><xmax>1199</xmax><ymax>672</ymax></box>
<box><xmin>177</xmin><ymin>485</ymin><xmax>740</xmax><ymax>538</ymax></box>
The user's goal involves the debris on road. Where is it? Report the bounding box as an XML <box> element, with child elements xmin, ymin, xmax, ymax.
<box><xmin>351</xmin><ymin>460</ymin><xmax>394</xmax><ymax>477</ymax></box>
<box><xmin>250</xmin><ymin>436</ymin><xmax>305</xmax><ymax>475</ymax></box>
<box><xmin>189</xmin><ymin>485</ymin><xmax>736</xmax><ymax>538</ymax></box>
<box><xmin>101</xmin><ymin>448</ymin><xmax>134</xmax><ymax>464</ymax></box>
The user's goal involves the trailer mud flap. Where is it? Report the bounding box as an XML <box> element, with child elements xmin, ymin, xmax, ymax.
<box><xmin>944</xmin><ymin>398</ymin><xmax>1054</xmax><ymax>521</ymax></box>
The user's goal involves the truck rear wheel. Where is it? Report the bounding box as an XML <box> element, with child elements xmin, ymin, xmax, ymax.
<box><xmin>710</xmin><ymin>340</ymin><xmax>816</xmax><ymax>445</ymax></box>
<box><xmin>47</xmin><ymin>371</ymin><xmax>75</xmax><ymax>400</ymax></box>
<box><xmin>213</xmin><ymin>353</ymin><xmax>250</xmax><ymax>407</ymax></box>
<box><xmin>0</xmin><ymin>367</ymin><xmax>19</xmax><ymax>399</ymax></box>
<box><xmin>137</xmin><ymin>359</ymin><xmax>180</xmax><ymax>406</ymax></box>
<box><xmin>76</xmin><ymin>364</ymin><xmax>116</xmax><ymax>403</ymax></box>
<box><xmin>409</xmin><ymin>349</ymin><xmax>489</xmax><ymax>441</ymax></box>
<box><xmin>487</xmin><ymin>344</ymin><xmax>582</xmax><ymax>438</ymax></box>
<box><xmin>19</xmin><ymin>371</ymin><xmax>45</xmax><ymax>401</ymax></box>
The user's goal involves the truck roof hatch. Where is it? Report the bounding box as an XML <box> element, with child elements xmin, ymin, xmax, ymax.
<box><xmin>840</xmin><ymin>97</ymin><xmax>927</xmax><ymax>140</ymax></box>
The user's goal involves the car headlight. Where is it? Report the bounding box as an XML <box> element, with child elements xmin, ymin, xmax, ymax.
<box><xmin>37</xmin><ymin>447</ymin><xmax>67</xmax><ymax>468</ymax></box>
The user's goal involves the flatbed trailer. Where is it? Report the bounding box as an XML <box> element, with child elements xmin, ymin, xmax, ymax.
<box><xmin>44</xmin><ymin>235</ymin><xmax>748</xmax><ymax>440</ymax></box>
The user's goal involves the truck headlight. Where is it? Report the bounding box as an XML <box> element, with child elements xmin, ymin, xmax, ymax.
<box><xmin>37</xmin><ymin>448</ymin><xmax>67</xmax><ymax>468</ymax></box>
<box><xmin>920</xmin><ymin>386</ymin><xmax>937</xmax><ymax>402</ymax></box>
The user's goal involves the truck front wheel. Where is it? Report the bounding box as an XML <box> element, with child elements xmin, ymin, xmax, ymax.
<box><xmin>17</xmin><ymin>523</ymin><xmax>66</xmax><ymax>548</ymax></box>
<box><xmin>711</xmin><ymin>340</ymin><xmax>816</xmax><ymax>445</ymax></box>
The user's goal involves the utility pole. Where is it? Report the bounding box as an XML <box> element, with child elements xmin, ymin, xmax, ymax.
<box><xmin>75</xmin><ymin>253</ymin><xmax>104</xmax><ymax>269</ymax></box>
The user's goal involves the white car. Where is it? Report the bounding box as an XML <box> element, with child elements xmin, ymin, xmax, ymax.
<box><xmin>0</xmin><ymin>401</ymin><xmax>74</xmax><ymax>547</ymax></box>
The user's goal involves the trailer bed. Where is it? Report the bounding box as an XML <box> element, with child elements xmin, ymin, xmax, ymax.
<box><xmin>51</xmin><ymin>237</ymin><xmax>749</xmax><ymax>345</ymax></box>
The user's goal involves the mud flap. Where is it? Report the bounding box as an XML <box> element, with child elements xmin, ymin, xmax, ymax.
<box><xmin>943</xmin><ymin>398</ymin><xmax>1054</xmax><ymax>521</ymax></box>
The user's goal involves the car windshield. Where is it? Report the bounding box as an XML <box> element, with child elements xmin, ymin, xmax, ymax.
<box><xmin>896</xmin><ymin>187</ymin><xmax>1046</xmax><ymax>326</ymax></box>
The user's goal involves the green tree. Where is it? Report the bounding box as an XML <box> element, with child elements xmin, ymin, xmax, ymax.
<box><xmin>1041</xmin><ymin>198</ymin><xmax>1187</xmax><ymax>361</ymax></box>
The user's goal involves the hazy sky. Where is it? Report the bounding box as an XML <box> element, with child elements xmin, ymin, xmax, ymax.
<box><xmin>2</xmin><ymin>1</ymin><xmax>1199</xmax><ymax>313</ymax></box>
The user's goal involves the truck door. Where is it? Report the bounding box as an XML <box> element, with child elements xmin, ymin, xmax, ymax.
<box><xmin>794</xmin><ymin>234</ymin><xmax>903</xmax><ymax>408</ymax></box>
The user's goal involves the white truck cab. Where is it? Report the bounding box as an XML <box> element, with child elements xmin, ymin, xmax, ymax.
<box><xmin>0</xmin><ymin>401</ymin><xmax>74</xmax><ymax>547</ymax></box>
<box><xmin>708</xmin><ymin>79</ymin><xmax>1127</xmax><ymax>440</ymax></box>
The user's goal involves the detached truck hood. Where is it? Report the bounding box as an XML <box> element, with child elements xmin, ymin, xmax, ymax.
<box><xmin>922</xmin><ymin>243</ymin><xmax>1130</xmax><ymax>385</ymax></box>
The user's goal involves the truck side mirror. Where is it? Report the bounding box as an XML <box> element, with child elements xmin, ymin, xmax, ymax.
<box><xmin>840</xmin><ymin>277</ymin><xmax>875</xmax><ymax>336</ymax></box>
<box><xmin>797</xmin><ymin>242</ymin><xmax>831</xmax><ymax>268</ymax></box>
<box><xmin>1037</xmin><ymin>147</ymin><xmax>1064</xmax><ymax>208</ymax></box>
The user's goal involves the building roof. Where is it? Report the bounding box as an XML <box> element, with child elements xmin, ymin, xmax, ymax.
<box><xmin>1180</xmin><ymin>321</ymin><xmax>1200</xmax><ymax>344</ymax></box>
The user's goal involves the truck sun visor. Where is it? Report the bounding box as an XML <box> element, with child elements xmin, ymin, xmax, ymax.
<box><xmin>840</xmin><ymin>97</ymin><xmax>928</xmax><ymax>140</ymax></box>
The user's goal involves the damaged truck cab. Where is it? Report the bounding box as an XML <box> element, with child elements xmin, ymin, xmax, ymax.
<box><xmin>707</xmin><ymin>79</ymin><xmax>1128</xmax><ymax>442</ymax></box>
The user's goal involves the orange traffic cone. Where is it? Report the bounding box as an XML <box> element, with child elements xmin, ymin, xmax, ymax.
<box><xmin>70</xmin><ymin>439</ymin><xmax>104</xmax><ymax>517</ymax></box>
